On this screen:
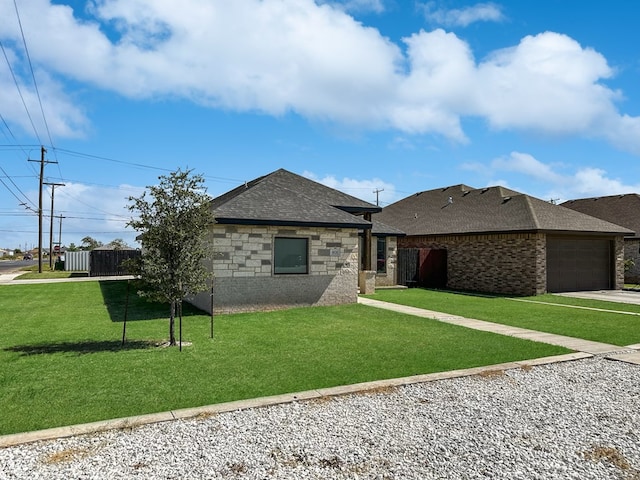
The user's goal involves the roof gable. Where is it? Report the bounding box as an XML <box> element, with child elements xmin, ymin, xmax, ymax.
<box><xmin>212</xmin><ymin>169</ymin><xmax>379</xmax><ymax>229</ymax></box>
<box><xmin>562</xmin><ymin>194</ymin><xmax>640</xmax><ymax>238</ymax></box>
<box><xmin>377</xmin><ymin>184</ymin><xmax>634</xmax><ymax>236</ymax></box>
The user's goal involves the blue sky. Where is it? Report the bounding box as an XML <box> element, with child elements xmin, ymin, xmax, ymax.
<box><xmin>1</xmin><ymin>0</ymin><xmax>640</xmax><ymax>249</ymax></box>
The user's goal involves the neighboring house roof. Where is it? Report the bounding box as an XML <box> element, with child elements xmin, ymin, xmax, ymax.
<box><xmin>562</xmin><ymin>194</ymin><xmax>640</xmax><ymax>239</ymax></box>
<box><xmin>376</xmin><ymin>184</ymin><xmax>634</xmax><ymax>236</ymax></box>
<box><xmin>212</xmin><ymin>169</ymin><xmax>380</xmax><ymax>229</ymax></box>
<box><xmin>371</xmin><ymin>219</ymin><xmax>406</xmax><ymax>237</ymax></box>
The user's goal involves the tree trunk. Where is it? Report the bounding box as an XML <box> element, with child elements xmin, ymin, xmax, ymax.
<box><xmin>169</xmin><ymin>300</ymin><xmax>176</xmax><ymax>346</ymax></box>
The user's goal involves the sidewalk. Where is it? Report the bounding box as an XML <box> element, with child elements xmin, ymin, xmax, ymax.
<box><xmin>357</xmin><ymin>296</ymin><xmax>640</xmax><ymax>365</ymax></box>
<box><xmin>0</xmin><ymin>273</ymin><xmax>134</xmax><ymax>285</ymax></box>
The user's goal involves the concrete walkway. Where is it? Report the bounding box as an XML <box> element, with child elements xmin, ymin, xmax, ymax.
<box><xmin>357</xmin><ymin>296</ymin><xmax>640</xmax><ymax>364</ymax></box>
<box><xmin>0</xmin><ymin>272</ymin><xmax>134</xmax><ymax>284</ymax></box>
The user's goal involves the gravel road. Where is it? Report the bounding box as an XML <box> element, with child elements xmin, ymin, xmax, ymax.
<box><xmin>1</xmin><ymin>356</ymin><xmax>639</xmax><ymax>479</ymax></box>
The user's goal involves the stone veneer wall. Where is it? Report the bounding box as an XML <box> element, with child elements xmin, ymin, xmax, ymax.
<box><xmin>189</xmin><ymin>224</ymin><xmax>360</xmax><ymax>314</ymax></box>
<box><xmin>624</xmin><ymin>239</ymin><xmax>640</xmax><ymax>284</ymax></box>
<box><xmin>373</xmin><ymin>236</ymin><xmax>398</xmax><ymax>287</ymax></box>
<box><xmin>399</xmin><ymin>233</ymin><xmax>547</xmax><ymax>296</ymax></box>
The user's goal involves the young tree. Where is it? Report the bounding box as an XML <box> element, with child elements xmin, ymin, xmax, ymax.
<box><xmin>107</xmin><ymin>238</ymin><xmax>130</xmax><ymax>250</ymax></box>
<box><xmin>81</xmin><ymin>236</ymin><xmax>103</xmax><ymax>250</ymax></box>
<box><xmin>127</xmin><ymin>169</ymin><xmax>213</xmax><ymax>346</ymax></box>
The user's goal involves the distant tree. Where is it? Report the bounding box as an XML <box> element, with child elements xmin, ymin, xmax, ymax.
<box><xmin>67</xmin><ymin>243</ymin><xmax>78</xmax><ymax>252</ymax></box>
<box><xmin>107</xmin><ymin>238</ymin><xmax>129</xmax><ymax>250</ymax></box>
<box><xmin>81</xmin><ymin>236</ymin><xmax>103</xmax><ymax>251</ymax></box>
<box><xmin>127</xmin><ymin>169</ymin><xmax>213</xmax><ymax>346</ymax></box>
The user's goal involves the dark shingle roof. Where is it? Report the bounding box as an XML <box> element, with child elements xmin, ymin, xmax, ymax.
<box><xmin>376</xmin><ymin>184</ymin><xmax>633</xmax><ymax>236</ymax></box>
<box><xmin>212</xmin><ymin>169</ymin><xmax>380</xmax><ymax>229</ymax></box>
<box><xmin>371</xmin><ymin>219</ymin><xmax>406</xmax><ymax>237</ymax></box>
<box><xmin>562</xmin><ymin>194</ymin><xmax>640</xmax><ymax>238</ymax></box>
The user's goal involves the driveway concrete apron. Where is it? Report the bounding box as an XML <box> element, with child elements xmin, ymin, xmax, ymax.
<box><xmin>357</xmin><ymin>297</ymin><xmax>640</xmax><ymax>365</ymax></box>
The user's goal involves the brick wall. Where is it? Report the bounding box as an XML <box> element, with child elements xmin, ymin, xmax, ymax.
<box><xmin>624</xmin><ymin>239</ymin><xmax>640</xmax><ymax>284</ymax></box>
<box><xmin>399</xmin><ymin>232</ymin><xmax>546</xmax><ymax>296</ymax></box>
<box><xmin>189</xmin><ymin>224</ymin><xmax>359</xmax><ymax>313</ymax></box>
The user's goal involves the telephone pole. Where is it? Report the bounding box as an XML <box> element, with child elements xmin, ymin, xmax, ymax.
<box><xmin>29</xmin><ymin>146</ymin><xmax>57</xmax><ymax>273</ymax></box>
<box><xmin>44</xmin><ymin>182</ymin><xmax>65</xmax><ymax>270</ymax></box>
<box><xmin>57</xmin><ymin>215</ymin><xmax>65</xmax><ymax>253</ymax></box>
<box><xmin>373</xmin><ymin>188</ymin><xmax>384</xmax><ymax>206</ymax></box>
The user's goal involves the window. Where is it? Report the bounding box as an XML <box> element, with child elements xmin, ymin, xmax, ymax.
<box><xmin>274</xmin><ymin>237</ymin><xmax>308</xmax><ymax>274</ymax></box>
<box><xmin>376</xmin><ymin>237</ymin><xmax>387</xmax><ymax>274</ymax></box>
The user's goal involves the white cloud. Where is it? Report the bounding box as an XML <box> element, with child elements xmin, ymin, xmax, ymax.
<box><xmin>421</xmin><ymin>2</ymin><xmax>505</xmax><ymax>27</ymax></box>
<box><xmin>318</xmin><ymin>0</ymin><xmax>385</xmax><ymax>14</ymax></box>
<box><xmin>478</xmin><ymin>151</ymin><xmax>640</xmax><ymax>200</ymax></box>
<box><xmin>1</xmin><ymin>0</ymin><xmax>640</xmax><ymax>154</ymax></box>
<box><xmin>491</xmin><ymin>152</ymin><xmax>564</xmax><ymax>184</ymax></box>
<box><xmin>0</xmin><ymin>57</ymin><xmax>88</xmax><ymax>138</ymax></box>
<box><xmin>304</xmin><ymin>171</ymin><xmax>397</xmax><ymax>206</ymax></box>
<box><xmin>475</xmin><ymin>32</ymin><xmax>618</xmax><ymax>135</ymax></box>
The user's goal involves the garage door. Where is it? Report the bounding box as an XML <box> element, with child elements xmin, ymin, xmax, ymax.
<box><xmin>547</xmin><ymin>237</ymin><xmax>613</xmax><ymax>292</ymax></box>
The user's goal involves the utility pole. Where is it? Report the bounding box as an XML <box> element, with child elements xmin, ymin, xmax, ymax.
<box><xmin>29</xmin><ymin>146</ymin><xmax>57</xmax><ymax>273</ymax></box>
<box><xmin>57</xmin><ymin>215</ymin><xmax>64</xmax><ymax>252</ymax></box>
<box><xmin>373</xmin><ymin>188</ymin><xmax>384</xmax><ymax>206</ymax></box>
<box><xmin>44</xmin><ymin>182</ymin><xmax>65</xmax><ymax>270</ymax></box>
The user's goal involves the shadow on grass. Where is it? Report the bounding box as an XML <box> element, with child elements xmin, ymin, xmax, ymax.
<box><xmin>412</xmin><ymin>287</ymin><xmax>512</xmax><ymax>299</ymax></box>
<box><xmin>99</xmin><ymin>280</ymin><xmax>204</xmax><ymax>323</ymax></box>
<box><xmin>3</xmin><ymin>339</ymin><xmax>158</xmax><ymax>356</ymax></box>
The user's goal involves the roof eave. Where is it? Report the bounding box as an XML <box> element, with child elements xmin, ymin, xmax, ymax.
<box><xmin>405</xmin><ymin>228</ymin><xmax>631</xmax><ymax>237</ymax></box>
<box><xmin>338</xmin><ymin>206</ymin><xmax>382</xmax><ymax>215</ymax></box>
<box><xmin>214</xmin><ymin>218</ymin><xmax>372</xmax><ymax>229</ymax></box>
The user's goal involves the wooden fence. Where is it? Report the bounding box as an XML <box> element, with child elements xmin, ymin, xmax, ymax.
<box><xmin>89</xmin><ymin>250</ymin><xmax>141</xmax><ymax>277</ymax></box>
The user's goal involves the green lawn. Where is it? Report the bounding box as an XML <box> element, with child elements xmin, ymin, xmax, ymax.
<box><xmin>0</xmin><ymin>281</ymin><xmax>568</xmax><ymax>435</ymax></box>
<box><xmin>364</xmin><ymin>288</ymin><xmax>640</xmax><ymax>346</ymax></box>
<box><xmin>13</xmin><ymin>264</ymin><xmax>87</xmax><ymax>279</ymax></box>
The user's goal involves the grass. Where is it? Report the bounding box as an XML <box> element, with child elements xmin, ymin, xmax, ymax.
<box><xmin>13</xmin><ymin>264</ymin><xmax>87</xmax><ymax>280</ymax></box>
<box><xmin>0</xmin><ymin>281</ymin><xmax>568</xmax><ymax>435</ymax></box>
<box><xmin>364</xmin><ymin>288</ymin><xmax>640</xmax><ymax>346</ymax></box>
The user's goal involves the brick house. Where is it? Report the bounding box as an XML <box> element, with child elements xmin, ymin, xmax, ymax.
<box><xmin>189</xmin><ymin>169</ymin><xmax>397</xmax><ymax>314</ymax></box>
<box><xmin>375</xmin><ymin>184</ymin><xmax>633</xmax><ymax>296</ymax></box>
<box><xmin>562</xmin><ymin>194</ymin><xmax>640</xmax><ymax>283</ymax></box>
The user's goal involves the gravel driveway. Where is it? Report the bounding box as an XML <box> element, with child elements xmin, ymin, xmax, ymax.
<box><xmin>1</xmin><ymin>356</ymin><xmax>639</xmax><ymax>479</ymax></box>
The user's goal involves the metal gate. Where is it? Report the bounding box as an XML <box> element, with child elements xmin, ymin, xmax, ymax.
<box><xmin>397</xmin><ymin>248</ymin><xmax>420</xmax><ymax>287</ymax></box>
<box><xmin>397</xmin><ymin>248</ymin><xmax>447</xmax><ymax>288</ymax></box>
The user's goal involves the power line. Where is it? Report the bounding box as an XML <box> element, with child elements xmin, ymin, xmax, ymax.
<box><xmin>13</xmin><ymin>0</ymin><xmax>56</xmax><ymax>154</ymax></box>
<box><xmin>0</xmin><ymin>39</ymin><xmax>41</xmax><ymax>143</ymax></box>
<box><xmin>52</xmin><ymin>147</ymin><xmax>245</xmax><ymax>184</ymax></box>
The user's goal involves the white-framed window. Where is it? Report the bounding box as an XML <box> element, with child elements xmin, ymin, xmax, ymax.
<box><xmin>274</xmin><ymin>237</ymin><xmax>308</xmax><ymax>274</ymax></box>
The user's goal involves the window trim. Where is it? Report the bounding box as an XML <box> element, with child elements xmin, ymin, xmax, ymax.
<box><xmin>273</xmin><ymin>236</ymin><xmax>309</xmax><ymax>275</ymax></box>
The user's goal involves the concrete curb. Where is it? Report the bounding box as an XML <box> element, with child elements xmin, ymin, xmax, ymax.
<box><xmin>0</xmin><ymin>351</ymin><xmax>592</xmax><ymax>449</ymax></box>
